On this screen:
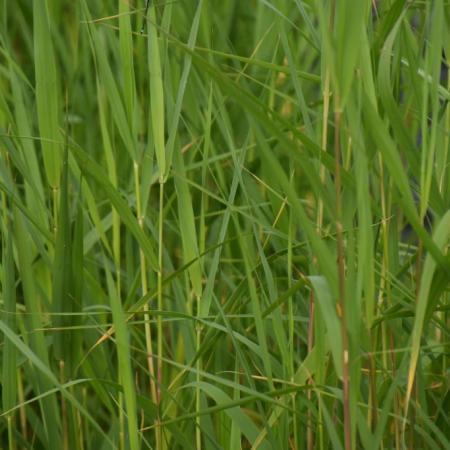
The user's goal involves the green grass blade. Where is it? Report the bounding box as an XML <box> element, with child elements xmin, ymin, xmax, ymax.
<box><xmin>406</xmin><ymin>210</ymin><xmax>450</xmax><ymax>405</ymax></box>
<box><xmin>33</xmin><ymin>0</ymin><xmax>61</xmax><ymax>187</ymax></box>
<box><xmin>1</xmin><ymin>212</ymin><xmax>17</xmax><ymax>415</ymax></box>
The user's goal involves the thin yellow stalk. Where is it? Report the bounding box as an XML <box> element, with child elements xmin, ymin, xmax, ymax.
<box><xmin>317</xmin><ymin>69</ymin><xmax>331</xmax><ymax>234</ymax></box>
<box><xmin>156</xmin><ymin>179</ymin><xmax>165</xmax><ymax>449</ymax></box>
<box><xmin>133</xmin><ymin>163</ymin><xmax>158</xmax><ymax>404</ymax></box>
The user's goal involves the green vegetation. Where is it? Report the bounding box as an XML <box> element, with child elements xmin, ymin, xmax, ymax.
<box><xmin>0</xmin><ymin>1</ymin><xmax>449</xmax><ymax>449</ymax></box>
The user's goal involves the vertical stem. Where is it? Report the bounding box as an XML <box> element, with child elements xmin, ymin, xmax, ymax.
<box><xmin>133</xmin><ymin>163</ymin><xmax>159</xmax><ymax>449</ymax></box>
<box><xmin>410</xmin><ymin>242</ymin><xmax>423</xmax><ymax>449</ymax></box>
<box><xmin>156</xmin><ymin>179</ymin><xmax>165</xmax><ymax>449</ymax></box>
<box><xmin>133</xmin><ymin>163</ymin><xmax>158</xmax><ymax>402</ymax></box>
<box><xmin>116</xmin><ymin>186</ymin><xmax>124</xmax><ymax>450</ymax></box>
<box><xmin>379</xmin><ymin>155</ymin><xmax>400</xmax><ymax>447</ymax></box>
<box><xmin>17</xmin><ymin>369</ymin><xmax>27</xmax><ymax>440</ymax></box>
<box><xmin>317</xmin><ymin>70</ymin><xmax>331</xmax><ymax>233</ymax></box>
<box><xmin>368</xmin><ymin>346</ymin><xmax>378</xmax><ymax>431</ymax></box>
<box><xmin>118</xmin><ymin>391</ymin><xmax>125</xmax><ymax>450</ymax></box>
<box><xmin>3</xmin><ymin>190</ymin><xmax>15</xmax><ymax>450</ymax></box>
<box><xmin>311</xmin><ymin>65</ymin><xmax>331</xmax><ymax>450</ymax></box>
<box><xmin>334</xmin><ymin>106</ymin><xmax>352</xmax><ymax>450</ymax></box>
<box><xmin>75</xmin><ymin>401</ymin><xmax>85</xmax><ymax>450</ymax></box>
<box><xmin>287</xmin><ymin>169</ymin><xmax>298</xmax><ymax>448</ymax></box>
<box><xmin>7</xmin><ymin>416</ymin><xmax>14</xmax><ymax>450</ymax></box>
<box><xmin>196</xmin><ymin>84</ymin><xmax>212</xmax><ymax>450</ymax></box>
<box><xmin>60</xmin><ymin>361</ymin><xmax>69</xmax><ymax>450</ymax></box>
<box><xmin>307</xmin><ymin>290</ymin><xmax>315</xmax><ymax>450</ymax></box>
<box><xmin>195</xmin><ymin>306</ymin><xmax>202</xmax><ymax>450</ymax></box>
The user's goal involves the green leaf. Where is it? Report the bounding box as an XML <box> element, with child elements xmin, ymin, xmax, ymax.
<box><xmin>33</xmin><ymin>0</ymin><xmax>61</xmax><ymax>187</ymax></box>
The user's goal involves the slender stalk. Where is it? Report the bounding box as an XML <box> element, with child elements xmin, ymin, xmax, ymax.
<box><xmin>333</xmin><ymin>106</ymin><xmax>352</xmax><ymax>450</ymax></box>
<box><xmin>378</xmin><ymin>154</ymin><xmax>401</xmax><ymax>448</ymax></box>
<box><xmin>75</xmin><ymin>399</ymin><xmax>84</xmax><ymax>450</ymax></box>
<box><xmin>317</xmin><ymin>69</ymin><xmax>331</xmax><ymax>233</ymax></box>
<box><xmin>306</xmin><ymin>290</ymin><xmax>315</xmax><ymax>450</ymax></box>
<box><xmin>287</xmin><ymin>198</ymin><xmax>298</xmax><ymax>449</ymax></box>
<box><xmin>133</xmin><ymin>162</ymin><xmax>160</xmax><ymax>450</ymax></box>
<box><xmin>60</xmin><ymin>361</ymin><xmax>69</xmax><ymax>450</ymax></box>
<box><xmin>368</xmin><ymin>346</ymin><xmax>378</xmax><ymax>431</ymax></box>
<box><xmin>156</xmin><ymin>179</ymin><xmax>165</xmax><ymax>449</ymax></box>
<box><xmin>410</xmin><ymin>242</ymin><xmax>424</xmax><ymax>449</ymax></box>
<box><xmin>17</xmin><ymin>369</ymin><xmax>27</xmax><ymax>440</ymax></box>
<box><xmin>195</xmin><ymin>307</ymin><xmax>202</xmax><ymax>450</ymax></box>
<box><xmin>115</xmin><ymin>183</ymin><xmax>124</xmax><ymax>450</ymax></box>
<box><xmin>311</xmin><ymin>65</ymin><xmax>331</xmax><ymax>450</ymax></box>
<box><xmin>196</xmin><ymin>84</ymin><xmax>212</xmax><ymax>450</ymax></box>
<box><xmin>7</xmin><ymin>416</ymin><xmax>14</xmax><ymax>450</ymax></box>
<box><xmin>134</xmin><ymin>163</ymin><xmax>158</xmax><ymax>403</ymax></box>
<box><xmin>119</xmin><ymin>391</ymin><xmax>125</xmax><ymax>450</ymax></box>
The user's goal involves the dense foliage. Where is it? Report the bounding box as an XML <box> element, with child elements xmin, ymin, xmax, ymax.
<box><xmin>0</xmin><ymin>1</ymin><xmax>449</xmax><ymax>449</ymax></box>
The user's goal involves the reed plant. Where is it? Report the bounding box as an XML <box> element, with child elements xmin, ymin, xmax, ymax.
<box><xmin>0</xmin><ymin>1</ymin><xmax>449</xmax><ymax>449</ymax></box>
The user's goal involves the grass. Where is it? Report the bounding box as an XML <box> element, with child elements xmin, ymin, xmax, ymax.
<box><xmin>0</xmin><ymin>0</ymin><xmax>449</xmax><ymax>449</ymax></box>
